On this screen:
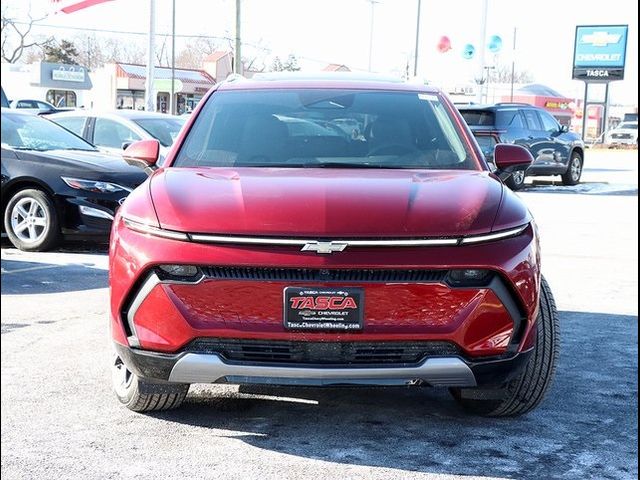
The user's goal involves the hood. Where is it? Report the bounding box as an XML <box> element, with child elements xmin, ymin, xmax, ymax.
<box><xmin>16</xmin><ymin>149</ymin><xmax>147</xmax><ymax>188</ymax></box>
<box><xmin>17</xmin><ymin>149</ymin><xmax>143</xmax><ymax>173</ymax></box>
<box><xmin>150</xmin><ymin>168</ymin><xmax>504</xmax><ymax>238</ymax></box>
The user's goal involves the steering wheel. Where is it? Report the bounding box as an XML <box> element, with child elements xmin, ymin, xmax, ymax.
<box><xmin>368</xmin><ymin>144</ymin><xmax>419</xmax><ymax>156</ymax></box>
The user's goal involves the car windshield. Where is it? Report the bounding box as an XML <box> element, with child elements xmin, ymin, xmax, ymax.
<box><xmin>133</xmin><ymin>117</ymin><xmax>186</xmax><ymax>147</ymax></box>
<box><xmin>173</xmin><ymin>89</ymin><xmax>478</xmax><ymax>170</ymax></box>
<box><xmin>1</xmin><ymin>112</ymin><xmax>96</xmax><ymax>152</ymax></box>
<box><xmin>617</xmin><ymin>123</ymin><xmax>638</xmax><ymax>130</ymax></box>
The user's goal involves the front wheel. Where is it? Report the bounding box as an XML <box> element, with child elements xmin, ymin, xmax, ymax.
<box><xmin>450</xmin><ymin>276</ymin><xmax>559</xmax><ymax>417</ymax></box>
<box><xmin>4</xmin><ymin>188</ymin><xmax>60</xmax><ymax>251</ymax></box>
<box><xmin>561</xmin><ymin>152</ymin><xmax>583</xmax><ymax>186</ymax></box>
<box><xmin>504</xmin><ymin>169</ymin><xmax>527</xmax><ymax>191</ymax></box>
<box><xmin>112</xmin><ymin>355</ymin><xmax>190</xmax><ymax>412</ymax></box>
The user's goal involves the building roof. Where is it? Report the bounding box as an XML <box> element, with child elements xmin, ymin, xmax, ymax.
<box><xmin>516</xmin><ymin>83</ymin><xmax>568</xmax><ymax>98</ymax></box>
<box><xmin>204</xmin><ymin>51</ymin><xmax>232</xmax><ymax>63</ymax></box>
<box><xmin>322</xmin><ymin>64</ymin><xmax>351</xmax><ymax>72</ymax></box>
<box><xmin>116</xmin><ymin>63</ymin><xmax>215</xmax><ymax>85</ymax></box>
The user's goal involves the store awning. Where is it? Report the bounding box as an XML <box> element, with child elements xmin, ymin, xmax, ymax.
<box><xmin>115</xmin><ymin>63</ymin><xmax>215</xmax><ymax>94</ymax></box>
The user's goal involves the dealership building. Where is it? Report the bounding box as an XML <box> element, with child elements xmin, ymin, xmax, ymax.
<box><xmin>0</xmin><ymin>61</ymin><xmax>93</xmax><ymax>107</ymax></box>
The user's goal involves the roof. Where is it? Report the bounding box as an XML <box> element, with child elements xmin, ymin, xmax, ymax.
<box><xmin>516</xmin><ymin>83</ymin><xmax>569</xmax><ymax>98</ymax></box>
<box><xmin>49</xmin><ymin>109</ymin><xmax>184</xmax><ymax>120</ymax></box>
<box><xmin>204</xmin><ymin>51</ymin><xmax>232</xmax><ymax>63</ymax></box>
<box><xmin>218</xmin><ymin>72</ymin><xmax>437</xmax><ymax>93</ymax></box>
<box><xmin>116</xmin><ymin>63</ymin><xmax>214</xmax><ymax>85</ymax></box>
<box><xmin>322</xmin><ymin>64</ymin><xmax>351</xmax><ymax>72</ymax></box>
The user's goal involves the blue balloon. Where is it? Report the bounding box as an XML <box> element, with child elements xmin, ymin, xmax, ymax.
<box><xmin>488</xmin><ymin>35</ymin><xmax>503</xmax><ymax>53</ymax></box>
<box><xmin>462</xmin><ymin>44</ymin><xmax>475</xmax><ymax>60</ymax></box>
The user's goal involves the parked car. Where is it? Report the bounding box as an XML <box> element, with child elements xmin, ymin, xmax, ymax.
<box><xmin>458</xmin><ymin>103</ymin><xmax>585</xmax><ymax>190</ymax></box>
<box><xmin>9</xmin><ymin>98</ymin><xmax>71</xmax><ymax>115</ymax></box>
<box><xmin>1</xmin><ymin>109</ymin><xmax>147</xmax><ymax>251</ymax></box>
<box><xmin>1</xmin><ymin>87</ymin><xmax>9</xmax><ymax>108</ymax></box>
<box><xmin>49</xmin><ymin>110</ymin><xmax>186</xmax><ymax>157</ymax></box>
<box><xmin>109</xmin><ymin>74</ymin><xmax>558</xmax><ymax>417</ymax></box>
<box><xmin>605</xmin><ymin>121</ymin><xmax>638</xmax><ymax>147</ymax></box>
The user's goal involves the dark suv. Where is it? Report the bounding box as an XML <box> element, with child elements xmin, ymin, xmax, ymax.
<box><xmin>459</xmin><ymin>103</ymin><xmax>584</xmax><ymax>190</ymax></box>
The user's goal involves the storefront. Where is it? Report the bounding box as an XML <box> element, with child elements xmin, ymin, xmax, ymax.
<box><xmin>91</xmin><ymin>63</ymin><xmax>214</xmax><ymax>114</ymax></box>
<box><xmin>0</xmin><ymin>62</ymin><xmax>92</xmax><ymax>107</ymax></box>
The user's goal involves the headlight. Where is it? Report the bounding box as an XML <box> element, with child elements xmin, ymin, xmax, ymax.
<box><xmin>62</xmin><ymin>177</ymin><xmax>131</xmax><ymax>193</ymax></box>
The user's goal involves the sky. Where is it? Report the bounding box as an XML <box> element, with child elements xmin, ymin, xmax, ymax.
<box><xmin>3</xmin><ymin>0</ymin><xmax>639</xmax><ymax>104</ymax></box>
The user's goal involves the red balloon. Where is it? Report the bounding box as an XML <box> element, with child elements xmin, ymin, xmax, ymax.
<box><xmin>437</xmin><ymin>36</ymin><xmax>452</xmax><ymax>53</ymax></box>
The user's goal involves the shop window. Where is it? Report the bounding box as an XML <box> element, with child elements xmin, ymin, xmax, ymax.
<box><xmin>46</xmin><ymin>90</ymin><xmax>77</xmax><ymax>108</ymax></box>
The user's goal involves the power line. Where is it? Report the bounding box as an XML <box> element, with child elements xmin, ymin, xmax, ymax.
<box><xmin>12</xmin><ymin>20</ymin><xmax>270</xmax><ymax>51</ymax></box>
<box><xmin>12</xmin><ymin>19</ymin><xmax>350</xmax><ymax>69</ymax></box>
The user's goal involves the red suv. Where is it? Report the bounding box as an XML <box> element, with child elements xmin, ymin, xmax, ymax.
<box><xmin>109</xmin><ymin>75</ymin><xmax>558</xmax><ymax>417</ymax></box>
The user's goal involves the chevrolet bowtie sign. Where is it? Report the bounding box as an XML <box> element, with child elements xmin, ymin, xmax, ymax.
<box><xmin>573</xmin><ymin>25</ymin><xmax>628</xmax><ymax>82</ymax></box>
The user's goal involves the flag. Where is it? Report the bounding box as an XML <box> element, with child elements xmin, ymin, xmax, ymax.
<box><xmin>50</xmin><ymin>0</ymin><xmax>114</xmax><ymax>14</ymax></box>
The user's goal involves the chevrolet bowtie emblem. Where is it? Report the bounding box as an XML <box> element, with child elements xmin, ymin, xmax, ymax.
<box><xmin>301</xmin><ymin>241</ymin><xmax>348</xmax><ymax>254</ymax></box>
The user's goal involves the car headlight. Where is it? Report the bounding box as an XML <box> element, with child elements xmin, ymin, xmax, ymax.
<box><xmin>62</xmin><ymin>177</ymin><xmax>131</xmax><ymax>193</ymax></box>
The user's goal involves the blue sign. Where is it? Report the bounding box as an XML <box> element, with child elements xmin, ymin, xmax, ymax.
<box><xmin>573</xmin><ymin>25</ymin><xmax>628</xmax><ymax>81</ymax></box>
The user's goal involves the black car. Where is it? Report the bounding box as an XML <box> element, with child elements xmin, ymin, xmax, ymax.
<box><xmin>458</xmin><ymin>103</ymin><xmax>585</xmax><ymax>190</ymax></box>
<box><xmin>1</xmin><ymin>109</ymin><xmax>147</xmax><ymax>251</ymax></box>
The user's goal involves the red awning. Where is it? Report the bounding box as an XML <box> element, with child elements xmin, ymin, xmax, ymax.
<box><xmin>51</xmin><ymin>0</ymin><xmax>113</xmax><ymax>14</ymax></box>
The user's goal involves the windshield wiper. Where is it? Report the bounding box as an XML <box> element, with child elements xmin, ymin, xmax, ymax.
<box><xmin>57</xmin><ymin>147</ymin><xmax>98</xmax><ymax>152</ymax></box>
<box><xmin>7</xmin><ymin>146</ymin><xmax>49</xmax><ymax>152</ymax></box>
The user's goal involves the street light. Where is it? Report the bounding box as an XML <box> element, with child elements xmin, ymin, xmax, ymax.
<box><xmin>367</xmin><ymin>0</ymin><xmax>380</xmax><ymax>71</ymax></box>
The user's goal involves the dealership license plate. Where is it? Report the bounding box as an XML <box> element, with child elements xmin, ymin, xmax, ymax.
<box><xmin>284</xmin><ymin>287</ymin><xmax>364</xmax><ymax>331</ymax></box>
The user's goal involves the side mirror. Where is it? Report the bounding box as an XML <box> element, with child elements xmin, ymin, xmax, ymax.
<box><xmin>121</xmin><ymin>141</ymin><xmax>133</xmax><ymax>150</ymax></box>
<box><xmin>123</xmin><ymin>139</ymin><xmax>160</xmax><ymax>175</ymax></box>
<box><xmin>559</xmin><ymin>124</ymin><xmax>569</xmax><ymax>133</ymax></box>
<box><xmin>494</xmin><ymin>143</ymin><xmax>533</xmax><ymax>182</ymax></box>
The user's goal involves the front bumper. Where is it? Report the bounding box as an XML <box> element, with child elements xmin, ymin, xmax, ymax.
<box><xmin>115</xmin><ymin>342</ymin><xmax>532</xmax><ymax>387</ymax></box>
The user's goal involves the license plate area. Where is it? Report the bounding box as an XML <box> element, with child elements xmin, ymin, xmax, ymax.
<box><xmin>284</xmin><ymin>287</ymin><xmax>364</xmax><ymax>331</ymax></box>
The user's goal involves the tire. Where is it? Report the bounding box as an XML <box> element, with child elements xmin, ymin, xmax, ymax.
<box><xmin>3</xmin><ymin>188</ymin><xmax>60</xmax><ymax>251</ymax></box>
<box><xmin>561</xmin><ymin>151</ymin><xmax>583</xmax><ymax>186</ymax></box>
<box><xmin>450</xmin><ymin>276</ymin><xmax>559</xmax><ymax>417</ymax></box>
<box><xmin>504</xmin><ymin>169</ymin><xmax>527</xmax><ymax>191</ymax></box>
<box><xmin>112</xmin><ymin>355</ymin><xmax>190</xmax><ymax>412</ymax></box>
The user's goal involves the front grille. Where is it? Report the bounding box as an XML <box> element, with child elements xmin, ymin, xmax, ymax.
<box><xmin>201</xmin><ymin>267</ymin><xmax>448</xmax><ymax>283</ymax></box>
<box><xmin>183</xmin><ymin>338</ymin><xmax>460</xmax><ymax>365</ymax></box>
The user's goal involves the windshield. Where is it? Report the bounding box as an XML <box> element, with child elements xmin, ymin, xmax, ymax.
<box><xmin>133</xmin><ymin>117</ymin><xmax>186</xmax><ymax>147</ymax></box>
<box><xmin>617</xmin><ymin>123</ymin><xmax>638</xmax><ymax>130</ymax></box>
<box><xmin>1</xmin><ymin>112</ymin><xmax>96</xmax><ymax>152</ymax></box>
<box><xmin>173</xmin><ymin>89</ymin><xmax>477</xmax><ymax>170</ymax></box>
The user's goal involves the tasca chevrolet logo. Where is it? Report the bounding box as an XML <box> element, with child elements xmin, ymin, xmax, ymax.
<box><xmin>581</xmin><ymin>32</ymin><xmax>621</xmax><ymax>47</ymax></box>
<box><xmin>301</xmin><ymin>241</ymin><xmax>348</xmax><ymax>254</ymax></box>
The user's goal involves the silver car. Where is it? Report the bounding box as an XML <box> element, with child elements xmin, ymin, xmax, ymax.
<box><xmin>49</xmin><ymin>110</ymin><xmax>186</xmax><ymax>157</ymax></box>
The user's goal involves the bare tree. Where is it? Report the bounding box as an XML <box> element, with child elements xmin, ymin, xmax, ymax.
<box><xmin>1</xmin><ymin>8</ymin><xmax>52</xmax><ymax>63</ymax></box>
<box><xmin>489</xmin><ymin>63</ymin><xmax>534</xmax><ymax>84</ymax></box>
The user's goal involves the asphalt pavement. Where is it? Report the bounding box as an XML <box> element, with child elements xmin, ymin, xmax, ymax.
<box><xmin>1</xmin><ymin>149</ymin><xmax>638</xmax><ymax>480</ymax></box>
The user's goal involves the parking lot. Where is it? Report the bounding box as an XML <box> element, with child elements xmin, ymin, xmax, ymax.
<box><xmin>1</xmin><ymin>149</ymin><xmax>637</xmax><ymax>480</ymax></box>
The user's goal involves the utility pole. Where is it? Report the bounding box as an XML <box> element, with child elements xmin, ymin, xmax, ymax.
<box><xmin>367</xmin><ymin>0</ymin><xmax>379</xmax><ymax>71</ymax></box>
<box><xmin>170</xmin><ymin>0</ymin><xmax>176</xmax><ymax>114</ymax></box>
<box><xmin>413</xmin><ymin>0</ymin><xmax>422</xmax><ymax>77</ymax></box>
<box><xmin>235</xmin><ymin>0</ymin><xmax>242</xmax><ymax>74</ymax></box>
<box><xmin>144</xmin><ymin>0</ymin><xmax>156</xmax><ymax>112</ymax></box>
<box><xmin>476</xmin><ymin>0</ymin><xmax>489</xmax><ymax>103</ymax></box>
<box><xmin>510</xmin><ymin>27</ymin><xmax>517</xmax><ymax>102</ymax></box>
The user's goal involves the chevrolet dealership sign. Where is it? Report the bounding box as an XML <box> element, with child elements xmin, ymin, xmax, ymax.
<box><xmin>573</xmin><ymin>25</ymin><xmax>628</xmax><ymax>81</ymax></box>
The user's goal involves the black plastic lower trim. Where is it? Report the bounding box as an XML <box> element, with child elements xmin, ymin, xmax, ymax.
<box><xmin>115</xmin><ymin>342</ymin><xmax>533</xmax><ymax>387</ymax></box>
